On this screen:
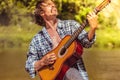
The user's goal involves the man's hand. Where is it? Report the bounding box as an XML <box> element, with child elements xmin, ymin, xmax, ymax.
<box><xmin>87</xmin><ymin>12</ymin><xmax>98</xmax><ymax>41</ymax></box>
<box><xmin>42</xmin><ymin>53</ymin><xmax>57</xmax><ymax>66</ymax></box>
<box><xmin>87</xmin><ymin>12</ymin><xmax>98</xmax><ymax>30</ymax></box>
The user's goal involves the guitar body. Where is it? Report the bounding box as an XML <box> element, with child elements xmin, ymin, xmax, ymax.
<box><xmin>38</xmin><ymin>35</ymin><xmax>76</xmax><ymax>80</ymax></box>
<box><xmin>55</xmin><ymin>41</ymin><xmax>83</xmax><ymax>80</ymax></box>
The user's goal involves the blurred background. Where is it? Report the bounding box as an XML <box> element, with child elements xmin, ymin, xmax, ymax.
<box><xmin>0</xmin><ymin>0</ymin><xmax>120</xmax><ymax>80</ymax></box>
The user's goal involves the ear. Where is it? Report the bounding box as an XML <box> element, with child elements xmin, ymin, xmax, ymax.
<box><xmin>40</xmin><ymin>11</ymin><xmax>45</xmax><ymax>17</ymax></box>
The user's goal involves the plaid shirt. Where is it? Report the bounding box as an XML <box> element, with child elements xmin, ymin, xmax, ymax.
<box><xmin>25</xmin><ymin>19</ymin><xmax>95</xmax><ymax>78</ymax></box>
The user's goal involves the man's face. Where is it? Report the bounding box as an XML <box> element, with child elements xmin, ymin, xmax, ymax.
<box><xmin>41</xmin><ymin>2</ymin><xmax>58</xmax><ymax>19</ymax></box>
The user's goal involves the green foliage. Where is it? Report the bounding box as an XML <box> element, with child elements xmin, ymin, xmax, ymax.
<box><xmin>0</xmin><ymin>0</ymin><xmax>116</xmax><ymax>27</ymax></box>
<box><xmin>0</xmin><ymin>24</ymin><xmax>41</xmax><ymax>48</ymax></box>
<box><xmin>0</xmin><ymin>0</ymin><xmax>119</xmax><ymax>48</ymax></box>
<box><xmin>98</xmin><ymin>12</ymin><xmax>117</xmax><ymax>29</ymax></box>
<box><xmin>94</xmin><ymin>28</ymin><xmax>120</xmax><ymax>48</ymax></box>
<box><xmin>75</xmin><ymin>7</ymin><xmax>91</xmax><ymax>23</ymax></box>
<box><xmin>55</xmin><ymin>0</ymin><xmax>95</xmax><ymax>22</ymax></box>
<box><xmin>0</xmin><ymin>0</ymin><xmax>36</xmax><ymax>26</ymax></box>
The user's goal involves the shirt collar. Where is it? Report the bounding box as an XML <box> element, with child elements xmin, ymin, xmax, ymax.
<box><xmin>57</xmin><ymin>19</ymin><xmax>64</xmax><ymax>29</ymax></box>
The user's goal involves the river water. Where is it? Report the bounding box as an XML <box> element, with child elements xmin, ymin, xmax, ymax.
<box><xmin>0</xmin><ymin>48</ymin><xmax>120</xmax><ymax>80</ymax></box>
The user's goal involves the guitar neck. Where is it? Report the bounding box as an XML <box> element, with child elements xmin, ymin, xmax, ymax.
<box><xmin>64</xmin><ymin>0</ymin><xmax>111</xmax><ymax>49</ymax></box>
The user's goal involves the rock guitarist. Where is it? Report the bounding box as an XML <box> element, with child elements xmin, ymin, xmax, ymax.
<box><xmin>25</xmin><ymin>0</ymin><xmax>98</xmax><ymax>80</ymax></box>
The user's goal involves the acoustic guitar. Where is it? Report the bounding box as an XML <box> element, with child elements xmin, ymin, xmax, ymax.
<box><xmin>38</xmin><ymin>0</ymin><xmax>111</xmax><ymax>80</ymax></box>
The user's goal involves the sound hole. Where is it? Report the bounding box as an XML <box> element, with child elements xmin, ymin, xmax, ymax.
<box><xmin>60</xmin><ymin>47</ymin><xmax>66</xmax><ymax>56</ymax></box>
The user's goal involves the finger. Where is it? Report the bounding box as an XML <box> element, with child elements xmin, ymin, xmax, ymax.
<box><xmin>91</xmin><ymin>11</ymin><xmax>95</xmax><ymax>15</ymax></box>
<box><xmin>50</xmin><ymin>53</ymin><xmax>56</xmax><ymax>55</ymax></box>
<box><xmin>48</xmin><ymin>53</ymin><xmax>55</xmax><ymax>58</ymax></box>
<box><xmin>50</xmin><ymin>53</ymin><xmax>57</xmax><ymax>58</ymax></box>
<box><xmin>51</xmin><ymin>57</ymin><xmax>57</xmax><ymax>61</ymax></box>
<box><xmin>49</xmin><ymin>56</ymin><xmax>57</xmax><ymax>61</ymax></box>
<box><xmin>87</xmin><ymin>12</ymin><xmax>93</xmax><ymax>18</ymax></box>
<box><xmin>48</xmin><ymin>57</ymin><xmax>55</xmax><ymax>63</ymax></box>
<box><xmin>88</xmin><ymin>12</ymin><xmax>96</xmax><ymax>17</ymax></box>
<box><xmin>50</xmin><ymin>53</ymin><xmax>56</xmax><ymax>57</ymax></box>
<box><xmin>87</xmin><ymin>14</ymin><xmax>92</xmax><ymax>20</ymax></box>
<box><xmin>88</xmin><ymin>12</ymin><xmax>93</xmax><ymax>16</ymax></box>
<box><xmin>49</xmin><ymin>60</ymin><xmax>55</xmax><ymax>64</ymax></box>
<box><xmin>46</xmin><ymin>53</ymin><xmax>55</xmax><ymax>59</ymax></box>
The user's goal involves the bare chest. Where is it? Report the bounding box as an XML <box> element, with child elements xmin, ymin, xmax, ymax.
<box><xmin>47</xmin><ymin>30</ymin><xmax>61</xmax><ymax>48</ymax></box>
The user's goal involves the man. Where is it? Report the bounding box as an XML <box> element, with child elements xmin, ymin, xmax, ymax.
<box><xmin>25</xmin><ymin>0</ymin><xmax>98</xmax><ymax>80</ymax></box>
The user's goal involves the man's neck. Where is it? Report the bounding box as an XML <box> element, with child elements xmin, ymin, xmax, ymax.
<box><xmin>45</xmin><ymin>18</ymin><xmax>58</xmax><ymax>31</ymax></box>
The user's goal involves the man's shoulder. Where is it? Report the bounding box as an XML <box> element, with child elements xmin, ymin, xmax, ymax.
<box><xmin>31</xmin><ymin>29</ymin><xmax>43</xmax><ymax>41</ymax></box>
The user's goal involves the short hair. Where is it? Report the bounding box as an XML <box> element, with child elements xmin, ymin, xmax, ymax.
<box><xmin>34</xmin><ymin>0</ymin><xmax>54</xmax><ymax>26</ymax></box>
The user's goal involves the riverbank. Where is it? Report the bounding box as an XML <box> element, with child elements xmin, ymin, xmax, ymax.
<box><xmin>0</xmin><ymin>25</ymin><xmax>41</xmax><ymax>48</ymax></box>
<box><xmin>0</xmin><ymin>26</ymin><xmax>120</xmax><ymax>49</ymax></box>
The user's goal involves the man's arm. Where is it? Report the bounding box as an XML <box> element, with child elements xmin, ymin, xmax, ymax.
<box><xmin>87</xmin><ymin>12</ymin><xmax>98</xmax><ymax>41</ymax></box>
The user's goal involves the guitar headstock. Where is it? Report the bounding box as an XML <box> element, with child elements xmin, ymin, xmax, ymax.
<box><xmin>94</xmin><ymin>0</ymin><xmax>111</xmax><ymax>14</ymax></box>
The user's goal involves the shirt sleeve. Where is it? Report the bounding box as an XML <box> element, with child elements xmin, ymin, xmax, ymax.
<box><xmin>25</xmin><ymin>39</ymin><xmax>39</xmax><ymax>78</ymax></box>
<box><xmin>70</xmin><ymin>20</ymin><xmax>96</xmax><ymax>48</ymax></box>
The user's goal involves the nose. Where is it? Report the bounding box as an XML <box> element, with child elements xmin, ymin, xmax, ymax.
<box><xmin>51</xmin><ymin>5</ymin><xmax>57</xmax><ymax>11</ymax></box>
<box><xmin>51</xmin><ymin>5</ymin><xmax>56</xmax><ymax>8</ymax></box>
